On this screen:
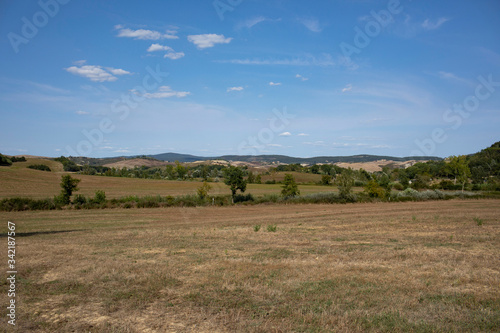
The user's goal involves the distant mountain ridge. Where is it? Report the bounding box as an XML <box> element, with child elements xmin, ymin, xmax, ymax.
<box><xmin>146</xmin><ymin>153</ymin><xmax>442</xmax><ymax>164</ymax></box>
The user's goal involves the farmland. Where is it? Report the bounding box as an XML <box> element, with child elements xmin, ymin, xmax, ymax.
<box><xmin>1</xmin><ymin>200</ymin><xmax>499</xmax><ymax>332</ymax></box>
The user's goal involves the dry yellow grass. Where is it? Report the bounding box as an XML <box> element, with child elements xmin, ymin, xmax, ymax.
<box><xmin>0</xmin><ymin>200</ymin><xmax>499</xmax><ymax>332</ymax></box>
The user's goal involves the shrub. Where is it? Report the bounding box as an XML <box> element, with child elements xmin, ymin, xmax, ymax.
<box><xmin>393</xmin><ymin>183</ymin><xmax>404</xmax><ymax>191</ymax></box>
<box><xmin>253</xmin><ymin>225</ymin><xmax>261</xmax><ymax>232</ymax></box>
<box><xmin>93</xmin><ymin>190</ymin><xmax>106</xmax><ymax>204</ymax></box>
<box><xmin>0</xmin><ymin>154</ymin><xmax>12</xmax><ymax>166</ymax></box>
<box><xmin>28</xmin><ymin>164</ymin><xmax>51</xmax><ymax>172</ymax></box>
<box><xmin>364</xmin><ymin>180</ymin><xmax>385</xmax><ymax>198</ymax></box>
<box><xmin>267</xmin><ymin>224</ymin><xmax>277</xmax><ymax>232</ymax></box>
<box><xmin>73</xmin><ymin>194</ymin><xmax>87</xmax><ymax>205</ymax></box>
<box><xmin>11</xmin><ymin>156</ymin><xmax>26</xmax><ymax>162</ymax></box>
<box><xmin>234</xmin><ymin>193</ymin><xmax>254</xmax><ymax>203</ymax></box>
<box><xmin>281</xmin><ymin>174</ymin><xmax>300</xmax><ymax>198</ymax></box>
<box><xmin>473</xmin><ymin>217</ymin><xmax>483</xmax><ymax>226</ymax></box>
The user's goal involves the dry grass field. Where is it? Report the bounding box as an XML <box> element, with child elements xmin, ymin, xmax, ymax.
<box><xmin>0</xmin><ymin>165</ymin><xmax>337</xmax><ymax>200</ymax></box>
<box><xmin>1</xmin><ymin>200</ymin><xmax>499</xmax><ymax>332</ymax></box>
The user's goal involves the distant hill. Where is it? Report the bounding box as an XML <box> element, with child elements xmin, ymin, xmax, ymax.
<box><xmin>146</xmin><ymin>153</ymin><xmax>442</xmax><ymax>164</ymax></box>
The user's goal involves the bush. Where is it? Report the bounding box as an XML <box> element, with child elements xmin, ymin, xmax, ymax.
<box><xmin>253</xmin><ymin>225</ymin><xmax>261</xmax><ymax>232</ymax></box>
<box><xmin>364</xmin><ymin>180</ymin><xmax>385</xmax><ymax>198</ymax></box>
<box><xmin>0</xmin><ymin>154</ymin><xmax>12</xmax><ymax>166</ymax></box>
<box><xmin>267</xmin><ymin>224</ymin><xmax>277</xmax><ymax>232</ymax></box>
<box><xmin>234</xmin><ymin>193</ymin><xmax>254</xmax><ymax>203</ymax></box>
<box><xmin>28</xmin><ymin>164</ymin><xmax>51</xmax><ymax>172</ymax></box>
<box><xmin>93</xmin><ymin>190</ymin><xmax>106</xmax><ymax>204</ymax></box>
<box><xmin>11</xmin><ymin>156</ymin><xmax>26</xmax><ymax>162</ymax></box>
<box><xmin>73</xmin><ymin>194</ymin><xmax>87</xmax><ymax>205</ymax></box>
<box><xmin>265</xmin><ymin>180</ymin><xmax>276</xmax><ymax>184</ymax></box>
<box><xmin>393</xmin><ymin>183</ymin><xmax>404</xmax><ymax>191</ymax></box>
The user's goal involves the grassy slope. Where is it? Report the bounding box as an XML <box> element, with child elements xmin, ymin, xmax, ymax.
<box><xmin>0</xmin><ymin>200</ymin><xmax>498</xmax><ymax>332</ymax></box>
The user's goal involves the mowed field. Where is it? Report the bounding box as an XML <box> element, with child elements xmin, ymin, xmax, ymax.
<box><xmin>0</xmin><ymin>164</ymin><xmax>339</xmax><ymax>200</ymax></box>
<box><xmin>1</xmin><ymin>200</ymin><xmax>499</xmax><ymax>332</ymax></box>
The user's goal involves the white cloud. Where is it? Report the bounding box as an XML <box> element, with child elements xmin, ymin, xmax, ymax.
<box><xmin>134</xmin><ymin>86</ymin><xmax>190</xmax><ymax>99</ymax></box>
<box><xmin>239</xmin><ymin>16</ymin><xmax>267</xmax><ymax>29</ymax></box>
<box><xmin>147</xmin><ymin>43</ymin><xmax>173</xmax><ymax>52</ymax></box>
<box><xmin>73</xmin><ymin>59</ymin><xmax>87</xmax><ymax>66</ymax></box>
<box><xmin>296</xmin><ymin>74</ymin><xmax>309</xmax><ymax>81</ymax></box>
<box><xmin>303</xmin><ymin>141</ymin><xmax>326</xmax><ymax>146</ymax></box>
<box><xmin>269</xmin><ymin>82</ymin><xmax>282</xmax><ymax>86</ymax></box>
<box><xmin>147</xmin><ymin>43</ymin><xmax>184</xmax><ymax>60</ymax></box>
<box><xmin>422</xmin><ymin>17</ymin><xmax>450</xmax><ymax>30</ymax></box>
<box><xmin>65</xmin><ymin>65</ymin><xmax>131</xmax><ymax>82</ymax></box>
<box><xmin>279</xmin><ymin>132</ymin><xmax>292</xmax><ymax>136</ymax></box>
<box><xmin>342</xmin><ymin>84</ymin><xmax>353</xmax><ymax>93</ymax></box>
<box><xmin>227</xmin><ymin>86</ymin><xmax>244</xmax><ymax>92</ymax></box>
<box><xmin>187</xmin><ymin>34</ymin><xmax>232</xmax><ymax>49</ymax></box>
<box><xmin>297</xmin><ymin>133</ymin><xmax>309</xmax><ymax>136</ymax></box>
<box><xmin>164</xmin><ymin>52</ymin><xmax>185</xmax><ymax>60</ymax></box>
<box><xmin>267</xmin><ymin>144</ymin><xmax>282</xmax><ymax>147</ymax></box>
<box><xmin>75</xmin><ymin>110</ymin><xmax>89</xmax><ymax>115</ymax></box>
<box><xmin>115</xmin><ymin>25</ymin><xmax>178</xmax><ymax>40</ymax></box>
<box><xmin>298</xmin><ymin>17</ymin><xmax>322</xmax><ymax>32</ymax></box>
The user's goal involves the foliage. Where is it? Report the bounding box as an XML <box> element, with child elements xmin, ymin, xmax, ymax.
<box><xmin>364</xmin><ymin>180</ymin><xmax>386</xmax><ymax>198</ymax></box>
<box><xmin>197</xmin><ymin>181</ymin><xmax>212</xmax><ymax>199</ymax></box>
<box><xmin>28</xmin><ymin>164</ymin><xmax>51</xmax><ymax>172</ymax></box>
<box><xmin>267</xmin><ymin>224</ymin><xmax>277</xmax><ymax>232</ymax></box>
<box><xmin>446</xmin><ymin>155</ymin><xmax>471</xmax><ymax>192</ymax></box>
<box><xmin>223</xmin><ymin>166</ymin><xmax>247</xmax><ymax>200</ymax></box>
<box><xmin>320</xmin><ymin>174</ymin><xmax>332</xmax><ymax>186</ymax></box>
<box><xmin>10</xmin><ymin>156</ymin><xmax>26</xmax><ymax>162</ymax></box>
<box><xmin>253</xmin><ymin>224</ymin><xmax>261</xmax><ymax>232</ymax></box>
<box><xmin>336</xmin><ymin>169</ymin><xmax>354</xmax><ymax>198</ymax></box>
<box><xmin>281</xmin><ymin>174</ymin><xmax>300</xmax><ymax>198</ymax></box>
<box><xmin>54</xmin><ymin>156</ymin><xmax>82</xmax><ymax>172</ymax></box>
<box><xmin>0</xmin><ymin>154</ymin><xmax>12</xmax><ymax>166</ymax></box>
<box><xmin>93</xmin><ymin>190</ymin><xmax>106</xmax><ymax>204</ymax></box>
<box><xmin>473</xmin><ymin>217</ymin><xmax>483</xmax><ymax>226</ymax></box>
<box><xmin>59</xmin><ymin>175</ymin><xmax>81</xmax><ymax>205</ymax></box>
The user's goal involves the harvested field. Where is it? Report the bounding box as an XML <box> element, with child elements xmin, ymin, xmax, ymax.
<box><xmin>1</xmin><ymin>200</ymin><xmax>499</xmax><ymax>332</ymax></box>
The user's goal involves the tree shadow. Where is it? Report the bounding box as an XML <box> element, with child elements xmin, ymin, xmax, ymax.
<box><xmin>0</xmin><ymin>229</ymin><xmax>86</xmax><ymax>238</ymax></box>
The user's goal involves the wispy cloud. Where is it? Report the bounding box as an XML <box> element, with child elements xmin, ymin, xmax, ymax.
<box><xmin>297</xmin><ymin>133</ymin><xmax>309</xmax><ymax>136</ymax></box>
<box><xmin>342</xmin><ymin>84</ymin><xmax>353</xmax><ymax>93</ymax></box>
<box><xmin>133</xmin><ymin>86</ymin><xmax>190</xmax><ymax>99</ymax></box>
<box><xmin>75</xmin><ymin>110</ymin><xmax>89</xmax><ymax>115</ymax></box>
<box><xmin>227</xmin><ymin>86</ymin><xmax>244</xmax><ymax>92</ymax></box>
<box><xmin>437</xmin><ymin>71</ymin><xmax>471</xmax><ymax>85</ymax></box>
<box><xmin>279</xmin><ymin>132</ymin><xmax>292</xmax><ymax>136</ymax></box>
<box><xmin>298</xmin><ymin>17</ymin><xmax>322</xmax><ymax>32</ymax></box>
<box><xmin>238</xmin><ymin>16</ymin><xmax>266</xmax><ymax>29</ymax></box>
<box><xmin>164</xmin><ymin>52</ymin><xmax>185</xmax><ymax>60</ymax></box>
<box><xmin>115</xmin><ymin>25</ymin><xmax>178</xmax><ymax>40</ymax></box>
<box><xmin>218</xmin><ymin>54</ymin><xmax>337</xmax><ymax>67</ymax></box>
<box><xmin>269</xmin><ymin>82</ymin><xmax>282</xmax><ymax>86</ymax></box>
<box><xmin>187</xmin><ymin>34</ymin><xmax>232</xmax><ymax>49</ymax></box>
<box><xmin>422</xmin><ymin>17</ymin><xmax>450</xmax><ymax>30</ymax></box>
<box><xmin>65</xmin><ymin>64</ymin><xmax>131</xmax><ymax>82</ymax></box>
<box><xmin>296</xmin><ymin>74</ymin><xmax>309</xmax><ymax>81</ymax></box>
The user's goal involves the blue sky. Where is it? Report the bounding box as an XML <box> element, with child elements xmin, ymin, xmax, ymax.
<box><xmin>0</xmin><ymin>0</ymin><xmax>499</xmax><ymax>158</ymax></box>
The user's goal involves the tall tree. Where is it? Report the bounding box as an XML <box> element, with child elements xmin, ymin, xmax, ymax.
<box><xmin>446</xmin><ymin>155</ymin><xmax>471</xmax><ymax>192</ymax></box>
<box><xmin>59</xmin><ymin>175</ymin><xmax>81</xmax><ymax>204</ymax></box>
<box><xmin>281</xmin><ymin>174</ymin><xmax>300</xmax><ymax>198</ymax></box>
<box><xmin>223</xmin><ymin>166</ymin><xmax>247</xmax><ymax>202</ymax></box>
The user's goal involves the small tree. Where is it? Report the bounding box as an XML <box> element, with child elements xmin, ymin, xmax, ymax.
<box><xmin>320</xmin><ymin>174</ymin><xmax>332</xmax><ymax>186</ymax></box>
<box><xmin>255</xmin><ymin>174</ymin><xmax>262</xmax><ymax>184</ymax></box>
<box><xmin>224</xmin><ymin>166</ymin><xmax>247</xmax><ymax>202</ymax></box>
<box><xmin>336</xmin><ymin>169</ymin><xmax>354</xmax><ymax>198</ymax></box>
<box><xmin>197</xmin><ymin>181</ymin><xmax>212</xmax><ymax>200</ymax></box>
<box><xmin>59</xmin><ymin>175</ymin><xmax>81</xmax><ymax>205</ymax></box>
<box><xmin>247</xmin><ymin>171</ymin><xmax>255</xmax><ymax>184</ymax></box>
<box><xmin>281</xmin><ymin>174</ymin><xmax>300</xmax><ymax>198</ymax></box>
<box><xmin>447</xmin><ymin>155</ymin><xmax>471</xmax><ymax>192</ymax></box>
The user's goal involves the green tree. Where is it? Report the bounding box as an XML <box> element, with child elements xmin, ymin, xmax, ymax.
<box><xmin>197</xmin><ymin>181</ymin><xmax>212</xmax><ymax>200</ymax></box>
<box><xmin>281</xmin><ymin>174</ymin><xmax>300</xmax><ymax>198</ymax></box>
<box><xmin>0</xmin><ymin>154</ymin><xmax>12</xmax><ymax>166</ymax></box>
<box><xmin>364</xmin><ymin>180</ymin><xmax>385</xmax><ymax>198</ymax></box>
<box><xmin>336</xmin><ymin>169</ymin><xmax>354</xmax><ymax>198</ymax></box>
<box><xmin>320</xmin><ymin>174</ymin><xmax>332</xmax><ymax>186</ymax></box>
<box><xmin>247</xmin><ymin>171</ymin><xmax>255</xmax><ymax>184</ymax></box>
<box><xmin>224</xmin><ymin>166</ymin><xmax>247</xmax><ymax>202</ymax></box>
<box><xmin>175</xmin><ymin>161</ymin><xmax>188</xmax><ymax>180</ymax></box>
<box><xmin>446</xmin><ymin>155</ymin><xmax>471</xmax><ymax>192</ymax></box>
<box><xmin>255</xmin><ymin>174</ymin><xmax>262</xmax><ymax>184</ymax></box>
<box><xmin>58</xmin><ymin>175</ymin><xmax>81</xmax><ymax>205</ymax></box>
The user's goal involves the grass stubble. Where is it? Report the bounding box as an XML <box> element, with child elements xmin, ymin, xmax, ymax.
<box><xmin>0</xmin><ymin>200</ymin><xmax>499</xmax><ymax>332</ymax></box>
